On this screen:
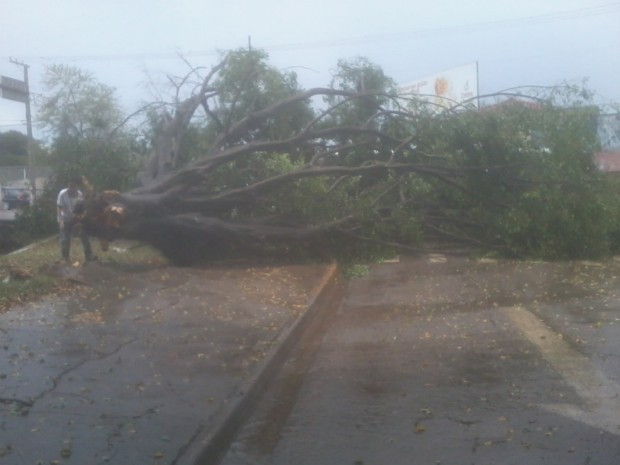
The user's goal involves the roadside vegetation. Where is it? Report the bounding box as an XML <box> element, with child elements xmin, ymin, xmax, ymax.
<box><xmin>0</xmin><ymin>237</ymin><xmax>167</xmax><ymax>313</ymax></box>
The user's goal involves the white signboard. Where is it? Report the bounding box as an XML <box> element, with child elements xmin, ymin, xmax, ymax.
<box><xmin>598</xmin><ymin>114</ymin><xmax>620</xmax><ymax>151</ymax></box>
<box><xmin>0</xmin><ymin>75</ymin><xmax>29</xmax><ymax>103</ymax></box>
<box><xmin>399</xmin><ymin>62</ymin><xmax>479</xmax><ymax>111</ymax></box>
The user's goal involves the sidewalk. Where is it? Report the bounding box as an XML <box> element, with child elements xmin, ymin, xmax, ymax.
<box><xmin>0</xmin><ymin>259</ymin><xmax>339</xmax><ymax>465</ymax></box>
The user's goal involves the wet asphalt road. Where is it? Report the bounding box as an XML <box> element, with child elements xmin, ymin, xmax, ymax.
<box><xmin>0</xmin><ymin>260</ymin><xmax>335</xmax><ymax>465</ymax></box>
<box><xmin>222</xmin><ymin>255</ymin><xmax>620</xmax><ymax>465</ymax></box>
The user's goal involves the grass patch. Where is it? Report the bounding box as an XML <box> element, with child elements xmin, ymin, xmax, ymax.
<box><xmin>342</xmin><ymin>263</ymin><xmax>370</xmax><ymax>279</ymax></box>
<box><xmin>0</xmin><ymin>236</ymin><xmax>167</xmax><ymax>313</ymax></box>
<box><xmin>0</xmin><ymin>274</ymin><xmax>58</xmax><ymax>311</ymax></box>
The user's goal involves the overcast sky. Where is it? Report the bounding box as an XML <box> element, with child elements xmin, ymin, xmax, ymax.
<box><xmin>1</xmin><ymin>0</ymin><xmax>619</xmax><ymax>135</ymax></box>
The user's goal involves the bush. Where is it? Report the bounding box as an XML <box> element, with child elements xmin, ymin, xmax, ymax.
<box><xmin>12</xmin><ymin>189</ymin><xmax>57</xmax><ymax>246</ymax></box>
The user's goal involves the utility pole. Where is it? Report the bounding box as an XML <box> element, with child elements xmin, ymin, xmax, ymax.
<box><xmin>2</xmin><ymin>58</ymin><xmax>35</xmax><ymax>199</ymax></box>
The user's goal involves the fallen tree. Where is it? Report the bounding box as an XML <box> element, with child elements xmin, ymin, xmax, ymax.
<box><xmin>82</xmin><ymin>90</ymin><xmax>428</xmax><ymax>263</ymax></box>
<box><xmin>77</xmin><ymin>52</ymin><xmax>616</xmax><ymax>264</ymax></box>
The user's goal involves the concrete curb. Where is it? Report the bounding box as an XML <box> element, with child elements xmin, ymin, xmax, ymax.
<box><xmin>179</xmin><ymin>262</ymin><xmax>341</xmax><ymax>465</ymax></box>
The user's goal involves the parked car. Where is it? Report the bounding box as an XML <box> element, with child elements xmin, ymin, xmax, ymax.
<box><xmin>2</xmin><ymin>187</ymin><xmax>30</xmax><ymax>210</ymax></box>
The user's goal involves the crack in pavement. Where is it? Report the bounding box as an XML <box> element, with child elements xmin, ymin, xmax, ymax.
<box><xmin>1</xmin><ymin>337</ymin><xmax>138</xmax><ymax>416</ymax></box>
<box><xmin>102</xmin><ymin>404</ymin><xmax>165</xmax><ymax>453</ymax></box>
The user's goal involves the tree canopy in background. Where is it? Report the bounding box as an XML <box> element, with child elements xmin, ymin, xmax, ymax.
<box><xmin>0</xmin><ymin>131</ymin><xmax>29</xmax><ymax>166</ymax></box>
<box><xmin>36</xmin><ymin>64</ymin><xmax>143</xmax><ymax>192</ymax></box>
<box><xmin>10</xmin><ymin>64</ymin><xmax>145</xmax><ymax>245</ymax></box>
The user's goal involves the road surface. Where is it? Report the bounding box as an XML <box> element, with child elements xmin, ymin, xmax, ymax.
<box><xmin>222</xmin><ymin>255</ymin><xmax>620</xmax><ymax>465</ymax></box>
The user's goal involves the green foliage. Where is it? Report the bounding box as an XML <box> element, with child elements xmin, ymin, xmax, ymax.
<box><xmin>0</xmin><ymin>131</ymin><xmax>28</xmax><ymax>166</ymax></box>
<box><xmin>38</xmin><ymin>65</ymin><xmax>123</xmax><ymax>139</ymax></box>
<box><xmin>36</xmin><ymin>64</ymin><xmax>142</xmax><ymax>191</ymax></box>
<box><xmin>215</xmin><ymin>50</ymin><xmax>312</xmax><ymax>140</ymax></box>
<box><xmin>205</xmin><ymin>149</ymin><xmax>404</xmax><ymax>261</ymax></box>
<box><xmin>489</xmin><ymin>106</ymin><xmax>611</xmax><ymax>259</ymax></box>
<box><xmin>11</xmin><ymin>191</ymin><xmax>58</xmax><ymax>245</ymax></box>
<box><xmin>324</xmin><ymin>57</ymin><xmax>399</xmax><ymax>159</ymax></box>
<box><xmin>174</xmin><ymin>48</ymin><xmax>315</xmax><ymax>166</ymax></box>
<box><xmin>326</xmin><ymin>57</ymin><xmax>397</xmax><ymax>120</ymax></box>
<box><xmin>47</xmin><ymin>136</ymin><xmax>139</xmax><ymax>192</ymax></box>
<box><xmin>404</xmin><ymin>96</ymin><xmax>618</xmax><ymax>259</ymax></box>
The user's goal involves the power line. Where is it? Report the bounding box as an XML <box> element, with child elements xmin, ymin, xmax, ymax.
<box><xmin>267</xmin><ymin>3</ymin><xmax>620</xmax><ymax>52</ymax></box>
<box><xmin>1</xmin><ymin>3</ymin><xmax>618</xmax><ymax>63</ymax></box>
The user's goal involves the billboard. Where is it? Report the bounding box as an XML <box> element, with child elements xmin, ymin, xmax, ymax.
<box><xmin>399</xmin><ymin>62</ymin><xmax>479</xmax><ymax>111</ymax></box>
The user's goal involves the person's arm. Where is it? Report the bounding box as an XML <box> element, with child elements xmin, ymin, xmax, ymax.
<box><xmin>57</xmin><ymin>191</ymin><xmax>64</xmax><ymax>225</ymax></box>
<box><xmin>57</xmin><ymin>206</ymin><xmax>64</xmax><ymax>228</ymax></box>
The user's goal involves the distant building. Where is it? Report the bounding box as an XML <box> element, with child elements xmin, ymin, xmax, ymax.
<box><xmin>594</xmin><ymin>114</ymin><xmax>620</xmax><ymax>173</ymax></box>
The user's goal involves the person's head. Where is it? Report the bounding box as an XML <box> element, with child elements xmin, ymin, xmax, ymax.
<box><xmin>67</xmin><ymin>177</ymin><xmax>82</xmax><ymax>195</ymax></box>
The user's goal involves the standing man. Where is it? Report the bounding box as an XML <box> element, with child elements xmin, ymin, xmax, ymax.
<box><xmin>57</xmin><ymin>177</ymin><xmax>95</xmax><ymax>263</ymax></box>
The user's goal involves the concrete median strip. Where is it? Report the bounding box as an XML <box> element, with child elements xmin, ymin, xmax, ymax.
<box><xmin>502</xmin><ymin>305</ymin><xmax>620</xmax><ymax>435</ymax></box>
